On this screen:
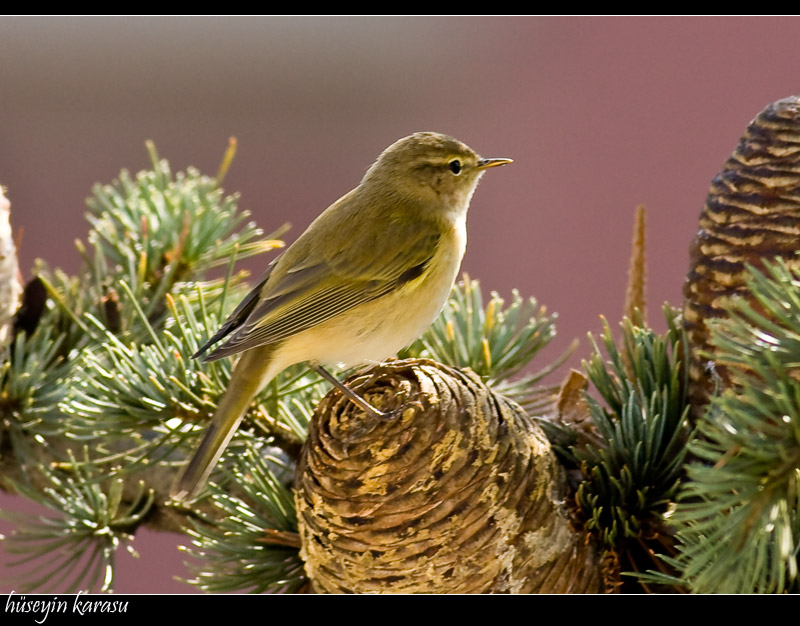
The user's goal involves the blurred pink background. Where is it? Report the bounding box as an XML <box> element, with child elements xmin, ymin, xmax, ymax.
<box><xmin>1</xmin><ymin>16</ymin><xmax>799</xmax><ymax>593</ymax></box>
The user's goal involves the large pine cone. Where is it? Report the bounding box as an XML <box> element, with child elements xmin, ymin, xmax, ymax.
<box><xmin>684</xmin><ymin>96</ymin><xmax>800</xmax><ymax>416</ymax></box>
<box><xmin>294</xmin><ymin>359</ymin><xmax>602</xmax><ymax>593</ymax></box>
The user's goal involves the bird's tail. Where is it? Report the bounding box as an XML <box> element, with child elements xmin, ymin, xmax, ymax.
<box><xmin>170</xmin><ymin>345</ymin><xmax>278</xmax><ymax>502</ymax></box>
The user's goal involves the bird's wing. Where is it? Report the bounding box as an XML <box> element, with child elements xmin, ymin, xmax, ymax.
<box><xmin>192</xmin><ymin>260</ymin><xmax>278</xmax><ymax>359</ymax></box>
<box><xmin>201</xmin><ymin>222</ymin><xmax>440</xmax><ymax>361</ymax></box>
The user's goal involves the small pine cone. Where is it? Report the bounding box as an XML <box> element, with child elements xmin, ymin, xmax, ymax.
<box><xmin>294</xmin><ymin>358</ymin><xmax>603</xmax><ymax>594</ymax></box>
<box><xmin>684</xmin><ymin>96</ymin><xmax>800</xmax><ymax>416</ymax></box>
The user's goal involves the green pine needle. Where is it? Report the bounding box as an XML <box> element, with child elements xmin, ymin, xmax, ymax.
<box><xmin>577</xmin><ymin>305</ymin><xmax>690</xmax><ymax>550</ymax></box>
<box><xmin>664</xmin><ymin>259</ymin><xmax>800</xmax><ymax>593</ymax></box>
<box><xmin>401</xmin><ymin>277</ymin><xmax>569</xmax><ymax>414</ymax></box>
<box><xmin>38</xmin><ymin>142</ymin><xmax>276</xmax><ymax>350</ymax></box>
<box><xmin>85</xmin><ymin>155</ymin><xmax>267</xmax><ymax>282</ymax></box>
<box><xmin>0</xmin><ymin>449</ymin><xmax>153</xmax><ymax>593</ymax></box>
<box><xmin>181</xmin><ymin>443</ymin><xmax>305</xmax><ymax>593</ymax></box>
<box><xmin>0</xmin><ymin>325</ymin><xmax>71</xmax><ymax>462</ymax></box>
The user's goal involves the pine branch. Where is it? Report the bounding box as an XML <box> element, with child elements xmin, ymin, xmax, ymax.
<box><xmin>1</xmin><ymin>448</ymin><xmax>153</xmax><ymax>593</ymax></box>
<box><xmin>1</xmin><ymin>143</ymin><xmax>289</xmax><ymax>591</ymax></box>
<box><xmin>181</xmin><ymin>443</ymin><xmax>305</xmax><ymax>593</ymax></box>
<box><xmin>36</xmin><ymin>142</ymin><xmax>278</xmax><ymax>356</ymax></box>
<box><xmin>0</xmin><ymin>298</ymin><xmax>71</xmax><ymax>487</ymax></box>
<box><xmin>574</xmin><ymin>305</ymin><xmax>691</xmax><ymax>590</ymax></box>
<box><xmin>663</xmin><ymin>259</ymin><xmax>800</xmax><ymax>593</ymax></box>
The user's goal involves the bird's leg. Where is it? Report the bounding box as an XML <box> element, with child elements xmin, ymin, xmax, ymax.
<box><xmin>311</xmin><ymin>364</ymin><xmax>389</xmax><ymax>420</ymax></box>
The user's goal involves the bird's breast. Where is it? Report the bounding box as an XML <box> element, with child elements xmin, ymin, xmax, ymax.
<box><xmin>274</xmin><ymin>216</ymin><xmax>467</xmax><ymax>369</ymax></box>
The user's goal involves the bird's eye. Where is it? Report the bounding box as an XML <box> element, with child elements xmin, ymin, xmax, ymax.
<box><xmin>448</xmin><ymin>159</ymin><xmax>462</xmax><ymax>175</ymax></box>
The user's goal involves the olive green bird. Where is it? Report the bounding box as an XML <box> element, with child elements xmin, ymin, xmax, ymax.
<box><xmin>170</xmin><ymin>131</ymin><xmax>512</xmax><ymax>501</ymax></box>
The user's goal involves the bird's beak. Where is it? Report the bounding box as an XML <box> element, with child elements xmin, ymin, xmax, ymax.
<box><xmin>476</xmin><ymin>157</ymin><xmax>513</xmax><ymax>170</ymax></box>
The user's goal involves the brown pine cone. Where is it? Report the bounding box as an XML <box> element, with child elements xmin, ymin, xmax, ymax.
<box><xmin>684</xmin><ymin>96</ymin><xmax>800</xmax><ymax>417</ymax></box>
<box><xmin>294</xmin><ymin>358</ymin><xmax>603</xmax><ymax>594</ymax></box>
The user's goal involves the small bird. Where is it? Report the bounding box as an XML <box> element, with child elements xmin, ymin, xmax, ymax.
<box><xmin>170</xmin><ymin>132</ymin><xmax>512</xmax><ymax>501</ymax></box>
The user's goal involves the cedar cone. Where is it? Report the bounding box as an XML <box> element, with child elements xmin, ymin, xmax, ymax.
<box><xmin>294</xmin><ymin>358</ymin><xmax>603</xmax><ymax>593</ymax></box>
<box><xmin>684</xmin><ymin>96</ymin><xmax>800</xmax><ymax>417</ymax></box>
